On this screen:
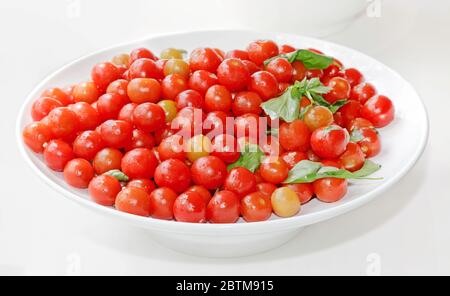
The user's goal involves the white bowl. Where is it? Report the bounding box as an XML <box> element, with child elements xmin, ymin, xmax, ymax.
<box><xmin>16</xmin><ymin>30</ymin><xmax>428</xmax><ymax>258</ymax></box>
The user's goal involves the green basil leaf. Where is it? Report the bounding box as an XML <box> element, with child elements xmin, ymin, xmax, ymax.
<box><xmin>329</xmin><ymin>99</ymin><xmax>348</xmax><ymax>113</ymax></box>
<box><xmin>261</xmin><ymin>86</ymin><xmax>300</xmax><ymax>122</ymax></box>
<box><xmin>227</xmin><ymin>143</ymin><xmax>264</xmax><ymax>173</ymax></box>
<box><xmin>105</xmin><ymin>169</ymin><xmax>129</xmax><ymax>182</ymax></box>
<box><xmin>265</xmin><ymin>50</ymin><xmax>334</xmax><ymax>69</ymax></box>
<box><xmin>283</xmin><ymin>160</ymin><xmax>323</xmax><ymax>183</ymax></box>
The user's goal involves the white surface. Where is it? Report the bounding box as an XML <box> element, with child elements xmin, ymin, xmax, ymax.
<box><xmin>16</xmin><ymin>30</ymin><xmax>428</xmax><ymax>258</ymax></box>
<box><xmin>0</xmin><ymin>0</ymin><xmax>448</xmax><ymax>275</ymax></box>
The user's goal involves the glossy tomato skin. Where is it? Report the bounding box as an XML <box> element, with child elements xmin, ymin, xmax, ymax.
<box><xmin>175</xmin><ymin>89</ymin><xmax>203</xmax><ymax>110</ymax></box>
<box><xmin>121</xmin><ymin>148</ymin><xmax>158</xmax><ymax>180</ymax></box>
<box><xmin>130</xmin><ymin>48</ymin><xmax>157</xmax><ymax>64</ymax></box>
<box><xmin>334</xmin><ymin>100</ymin><xmax>362</xmax><ymax>129</ymax></box>
<box><xmin>224</xmin><ymin>167</ymin><xmax>257</xmax><ymax>198</ymax></box>
<box><xmin>189</xmin><ymin>48</ymin><xmax>223</xmax><ymax>73</ymax></box>
<box><xmin>106</xmin><ymin>79</ymin><xmax>129</xmax><ymax>100</ymax></box>
<box><xmin>347</xmin><ymin>117</ymin><xmax>374</xmax><ymax>132</ymax></box>
<box><xmin>234</xmin><ymin>113</ymin><xmax>260</xmax><ymax>140</ymax></box>
<box><xmin>311</xmin><ymin>125</ymin><xmax>350</xmax><ymax>159</ymax></box>
<box><xmin>88</xmin><ymin>175</ymin><xmax>122</xmax><ymax>206</ymax></box>
<box><xmin>247</xmin><ymin>40</ymin><xmax>279</xmax><ymax>65</ymax></box>
<box><xmin>281</xmin><ymin>151</ymin><xmax>308</xmax><ymax>169</ymax></box>
<box><xmin>118</xmin><ymin>103</ymin><xmax>137</xmax><ymax>123</ymax></box>
<box><xmin>132</xmin><ymin>103</ymin><xmax>166</xmax><ymax>133</ymax></box>
<box><xmin>22</xmin><ymin>122</ymin><xmax>52</xmax><ymax>153</ymax></box>
<box><xmin>43</xmin><ymin>140</ymin><xmax>74</xmax><ymax>172</ymax></box>
<box><xmin>225</xmin><ymin>49</ymin><xmax>249</xmax><ymax>60</ymax></box>
<box><xmin>96</xmin><ymin>93</ymin><xmax>128</xmax><ymax>120</ymax></box>
<box><xmin>115</xmin><ymin>187</ymin><xmax>151</xmax><ymax>217</ymax></box>
<box><xmin>157</xmin><ymin>134</ymin><xmax>185</xmax><ymax>161</ymax></box>
<box><xmin>324</xmin><ymin>77</ymin><xmax>351</xmax><ymax>104</ymax></box>
<box><xmin>73</xmin><ymin>81</ymin><xmax>99</xmax><ymax>104</ymax></box>
<box><xmin>206</xmin><ymin>190</ymin><xmax>240</xmax><ymax>223</ymax></box>
<box><xmin>304</xmin><ymin>105</ymin><xmax>334</xmax><ymax>132</ymax></box>
<box><xmin>284</xmin><ymin>183</ymin><xmax>314</xmax><ymax>204</ymax></box>
<box><xmin>31</xmin><ymin>97</ymin><xmax>63</xmax><ymax>121</ymax></box>
<box><xmin>241</xmin><ymin>192</ymin><xmax>272</xmax><ymax>222</ymax></box>
<box><xmin>173</xmin><ymin>191</ymin><xmax>206</xmax><ymax>223</ymax></box>
<box><xmin>63</xmin><ymin>158</ymin><xmax>94</xmax><ymax>189</ymax></box>
<box><xmin>172</xmin><ymin>107</ymin><xmax>205</xmax><ymax>137</ymax></box>
<box><xmin>266</xmin><ymin>58</ymin><xmax>294</xmax><ymax>83</ymax></box>
<box><xmin>344</xmin><ymin>68</ymin><xmax>363</xmax><ymax>87</ymax></box>
<box><xmin>279</xmin><ymin>120</ymin><xmax>311</xmax><ymax>152</ymax></box>
<box><xmin>93</xmin><ymin>147</ymin><xmax>122</xmax><ymax>174</ymax></box>
<box><xmin>68</xmin><ymin>102</ymin><xmax>101</xmax><ymax>131</ymax></box>
<box><xmin>47</xmin><ymin>107</ymin><xmax>79</xmax><ymax>139</ymax></box>
<box><xmin>292</xmin><ymin>61</ymin><xmax>307</xmax><ymax>82</ymax></box>
<box><xmin>91</xmin><ymin>62</ymin><xmax>120</xmax><ymax>92</ymax></box>
<box><xmin>339</xmin><ymin>142</ymin><xmax>365</xmax><ymax>172</ymax></box>
<box><xmin>161</xmin><ymin>74</ymin><xmax>188</xmax><ymax>100</ymax></box>
<box><xmin>211</xmin><ymin>134</ymin><xmax>240</xmax><ymax>164</ymax></box>
<box><xmin>41</xmin><ymin>87</ymin><xmax>72</xmax><ymax>106</ymax></box>
<box><xmin>232</xmin><ymin>91</ymin><xmax>262</xmax><ymax>116</ymax></box>
<box><xmin>185</xmin><ymin>185</ymin><xmax>212</xmax><ymax>204</ymax></box>
<box><xmin>127</xmin><ymin>78</ymin><xmax>161</xmax><ymax>104</ymax></box>
<box><xmin>149</xmin><ymin>187</ymin><xmax>178</xmax><ymax>220</ymax></box>
<box><xmin>126</xmin><ymin>178</ymin><xmax>156</xmax><ymax>194</ymax></box>
<box><xmin>350</xmin><ymin>82</ymin><xmax>376</xmax><ymax>104</ymax></box>
<box><xmin>260</xmin><ymin>157</ymin><xmax>289</xmax><ymax>184</ymax></box>
<box><xmin>204</xmin><ymin>85</ymin><xmax>232</xmax><ymax>113</ymax></box>
<box><xmin>313</xmin><ymin>178</ymin><xmax>348</xmax><ymax>203</ymax></box>
<box><xmin>203</xmin><ymin>111</ymin><xmax>227</xmax><ymax>136</ymax></box>
<box><xmin>154</xmin><ymin>159</ymin><xmax>191</xmax><ymax>193</ymax></box>
<box><xmin>260</xmin><ymin>135</ymin><xmax>284</xmax><ymax>157</ymax></box>
<box><xmin>188</xmin><ymin>70</ymin><xmax>218</xmax><ymax>95</ymax></box>
<box><xmin>73</xmin><ymin>130</ymin><xmax>104</xmax><ymax>161</ymax></box>
<box><xmin>248</xmin><ymin>71</ymin><xmax>279</xmax><ymax>101</ymax></box>
<box><xmin>125</xmin><ymin>129</ymin><xmax>155</xmax><ymax>151</ymax></box>
<box><xmin>279</xmin><ymin>44</ymin><xmax>296</xmax><ymax>54</ymax></box>
<box><xmin>361</xmin><ymin>95</ymin><xmax>395</xmax><ymax>128</ymax></box>
<box><xmin>99</xmin><ymin>120</ymin><xmax>133</xmax><ymax>149</ymax></box>
<box><xmin>256</xmin><ymin>182</ymin><xmax>277</xmax><ymax>198</ymax></box>
<box><xmin>191</xmin><ymin>156</ymin><xmax>228</xmax><ymax>190</ymax></box>
<box><xmin>271</xmin><ymin>187</ymin><xmax>301</xmax><ymax>218</ymax></box>
<box><xmin>217</xmin><ymin>58</ymin><xmax>250</xmax><ymax>92</ymax></box>
<box><xmin>128</xmin><ymin>58</ymin><xmax>160</xmax><ymax>80</ymax></box>
<box><xmin>355</xmin><ymin>127</ymin><xmax>381</xmax><ymax>158</ymax></box>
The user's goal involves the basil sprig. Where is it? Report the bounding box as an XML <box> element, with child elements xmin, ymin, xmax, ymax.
<box><xmin>227</xmin><ymin>143</ymin><xmax>264</xmax><ymax>173</ymax></box>
<box><xmin>284</xmin><ymin>160</ymin><xmax>382</xmax><ymax>184</ymax></box>
<box><xmin>104</xmin><ymin>169</ymin><xmax>129</xmax><ymax>182</ymax></box>
<box><xmin>265</xmin><ymin>49</ymin><xmax>334</xmax><ymax>69</ymax></box>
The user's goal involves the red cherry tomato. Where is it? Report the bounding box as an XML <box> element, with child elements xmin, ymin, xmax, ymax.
<box><xmin>73</xmin><ymin>130</ymin><xmax>104</xmax><ymax>161</ymax></box>
<box><xmin>116</xmin><ymin>187</ymin><xmax>151</xmax><ymax>217</ymax></box>
<box><xmin>339</xmin><ymin>142</ymin><xmax>365</xmax><ymax>172</ymax></box>
<box><xmin>232</xmin><ymin>91</ymin><xmax>262</xmax><ymax>116</ymax></box>
<box><xmin>191</xmin><ymin>156</ymin><xmax>227</xmax><ymax>190</ymax></box>
<box><xmin>154</xmin><ymin>159</ymin><xmax>191</xmax><ymax>193</ymax></box>
<box><xmin>279</xmin><ymin>119</ymin><xmax>311</xmax><ymax>152</ymax></box>
<box><xmin>46</xmin><ymin>107</ymin><xmax>79</xmax><ymax>138</ymax></box>
<box><xmin>127</xmin><ymin>178</ymin><xmax>156</xmax><ymax>194</ymax></box>
<box><xmin>211</xmin><ymin>134</ymin><xmax>240</xmax><ymax>164</ymax></box>
<box><xmin>241</xmin><ymin>192</ymin><xmax>272</xmax><ymax>222</ymax></box>
<box><xmin>311</xmin><ymin>125</ymin><xmax>350</xmax><ymax>159</ymax></box>
<box><xmin>161</xmin><ymin>74</ymin><xmax>188</xmax><ymax>100</ymax></box>
<box><xmin>173</xmin><ymin>191</ymin><xmax>206</xmax><ymax>223</ymax></box>
<box><xmin>248</xmin><ymin>71</ymin><xmax>279</xmax><ymax>101</ymax></box>
<box><xmin>355</xmin><ymin>127</ymin><xmax>381</xmax><ymax>158</ymax></box>
<box><xmin>73</xmin><ymin>81</ymin><xmax>99</xmax><ymax>104</ymax></box>
<box><xmin>93</xmin><ymin>148</ymin><xmax>122</xmax><ymax>174</ymax></box>
<box><xmin>63</xmin><ymin>158</ymin><xmax>94</xmax><ymax>188</ymax></box>
<box><xmin>334</xmin><ymin>100</ymin><xmax>362</xmax><ymax>128</ymax></box>
<box><xmin>256</xmin><ymin>182</ymin><xmax>277</xmax><ymax>198</ymax></box>
<box><xmin>106</xmin><ymin>79</ymin><xmax>129</xmax><ymax>100</ymax></box>
<box><xmin>260</xmin><ymin>157</ymin><xmax>289</xmax><ymax>184</ymax></box>
<box><xmin>260</xmin><ymin>135</ymin><xmax>284</xmax><ymax>156</ymax></box>
<box><xmin>99</xmin><ymin>120</ymin><xmax>132</xmax><ymax>149</ymax></box>
<box><xmin>203</xmin><ymin>111</ymin><xmax>227</xmax><ymax>136</ymax></box>
<box><xmin>146</xmin><ymin>187</ymin><xmax>176</xmax><ymax>220</ymax></box>
<box><xmin>121</xmin><ymin>148</ymin><xmax>158</xmax><ymax>179</ymax></box>
<box><xmin>284</xmin><ymin>183</ymin><xmax>314</xmax><ymax>204</ymax></box>
<box><xmin>118</xmin><ymin>103</ymin><xmax>137</xmax><ymax>123</ymax></box>
<box><xmin>91</xmin><ymin>62</ymin><xmax>120</xmax><ymax>92</ymax></box>
<box><xmin>266</xmin><ymin>58</ymin><xmax>294</xmax><ymax>83</ymax></box>
<box><xmin>128</xmin><ymin>58</ymin><xmax>160</xmax><ymax>80</ymax></box>
<box><xmin>69</xmin><ymin>102</ymin><xmax>101</xmax><ymax>131</ymax></box>
<box><xmin>234</xmin><ymin>113</ymin><xmax>260</xmax><ymax>140</ymax></box>
<box><xmin>313</xmin><ymin>178</ymin><xmax>348</xmax><ymax>203</ymax></box>
<box><xmin>344</xmin><ymin>68</ymin><xmax>363</xmax><ymax>87</ymax></box>
<box><xmin>204</xmin><ymin>85</ymin><xmax>232</xmax><ymax>113</ymax></box>
<box><xmin>224</xmin><ymin>167</ymin><xmax>257</xmax><ymax>197</ymax></box>
<box><xmin>189</xmin><ymin>47</ymin><xmax>223</xmax><ymax>73</ymax></box>
<box><xmin>41</xmin><ymin>88</ymin><xmax>72</xmax><ymax>106</ymax></box>
<box><xmin>225</xmin><ymin>49</ymin><xmax>249</xmax><ymax>60</ymax></box>
<box><xmin>22</xmin><ymin>122</ymin><xmax>52</xmax><ymax>153</ymax></box>
<box><xmin>350</xmin><ymin>82</ymin><xmax>377</xmax><ymax>104</ymax></box>
<box><xmin>361</xmin><ymin>95</ymin><xmax>395</xmax><ymax>128</ymax></box>
<box><xmin>88</xmin><ymin>175</ymin><xmax>122</xmax><ymax>206</ymax></box>
<box><xmin>185</xmin><ymin>185</ymin><xmax>212</xmax><ymax>204</ymax></box>
<box><xmin>206</xmin><ymin>190</ymin><xmax>240</xmax><ymax>223</ymax></box>
<box><xmin>43</xmin><ymin>139</ymin><xmax>74</xmax><ymax>171</ymax></box>
<box><xmin>217</xmin><ymin>58</ymin><xmax>250</xmax><ymax>92</ymax></box>
<box><xmin>172</xmin><ymin>107</ymin><xmax>205</xmax><ymax>137</ymax></box>
<box><xmin>242</xmin><ymin>60</ymin><xmax>261</xmax><ymax>75</ymax></box>
<box><xmin>175</xmin><ymin>89</ymin><xmax>203</xmax><ymax>110</ymax></box>
<box><xmin>188</xmin><ymin>70</ymin><xmax>218</xmax><ymax>95</ymax></box>
<box><xmin>292</xmin><ymin>61</ymin><xmax>307</xmax><ymax>82</ymax></box>
<box><xmin>281</xmin><ymin>151</ymin><xmax>308</xmax><ymax>169</ymax></box>
<box><xmin>125</xmin><ymin>129</ymin><xmax>155</xmax><ymax>151</ymax></box>
<box><xmin>324</xmin><ymin>77</ymin><xmax>351</xmax><ymax>104</ymax></box>
<box><xmin>97</xmin><ymin>93</ymin><xmax>128</xmax><ymax>120</ymax></box>
<box><xmin>127</xmin><ymin>78</ymin><xmax>161</xmax><ymax>104</ymax></box>
<box><xmin>279</xmin><ymin>44</ymin><xmax>296</xmax><ymax>54</ymax></box>
<box><xmin>31</xmin><ymin>97</ymin><xmax>63</xmax><ymax>121</ymax></box>
<box><xmin>157</xmin><ymin>134</ymin><xmax>185</xmax><ymax>161</ymax></box>
<box><xmin>347</xmin><ymin>117</ymin><xmax>374</xmax><ymax>132</ymax></box>
<box><xmin>130</xmin><ymin>48</ymin><xmax>157</xmax><ymax>64</ymax></box>
<box><xmin>132</xmin><ymin>103</ymin><xmax>166</xmax><ymax>133</ymax></box>
<box><xmin>247</xmin><ymin>40</ymin><xmax>279</xmax><ymax>65</ymax></box>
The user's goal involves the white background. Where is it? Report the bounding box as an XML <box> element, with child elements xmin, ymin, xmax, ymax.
<box><xmin>0</xmin><ymin>0</ymin><xmax>449</xmax><ymax>275</ymax></box>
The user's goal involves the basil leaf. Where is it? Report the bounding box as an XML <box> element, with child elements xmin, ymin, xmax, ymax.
<box><xmin>105</xmin><ymin>169</ymin><xmax>129</xmax><ymax>182</ymax></box>
<box><xmin>329</xmin><ymin>99</ymin><xmax>348</xmax><ymax>113</ymax></box>
<box><xmin>261</xmin><ymin>86</ymin><xmax>300</xmax><ymax>122</ymax></box>
<box><xmin>265</xmin><ymin>49</ymin><xmax>334</xmax><ymax>70</ymax></box>
<box><xmin>227</xmin><ymin>143</ymin><xmax>264</xmax><ymax>173</ymax></box>
<box><xmin>309</xmin><ymin>92</ymin><xmax>347</xmax><ymax>114</ymax></box>
<box><xmin>284</xmin><ymin>160</ymin><xmax>382</xmax><ymax>184</ymax></box>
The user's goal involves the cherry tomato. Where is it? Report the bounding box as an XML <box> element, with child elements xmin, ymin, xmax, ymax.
<box><xmin>321</xmin><ymin>159</ymin><xmax>342</xmax><ymax>168</ymax></box>
<box><xmin>69</xmin><ymin>102</ymin><xmax>101</xmax><ymax>131</ymax></box>
<box><xmin>63</xmin><ymin>158</ymin><xmax>94</xmax><ymax>188</ymax></box>
<box><xmin>232</xmin><ymin>91</ymin><xmax>262</xmax><ymax>116</ymax></box>
<box><xmin>339</xmin><ymin>142</ymin><xmax>365</xmax><ymax>172</ymax></box>
<box><xmin>347</xmin><ymin>117</ymin><xmax>373</xmax><ymax>132</ymax></box>
<box><xmin>91</xmin><ymin>62</ymin><xmax>120</xmax><ymax>92</ymax></box>
<box><xmin>121</xmin><ymin>148</ymin><xmax>158</xmax><ymax>180</ymax></box>
<box><xmin>324</xmin><ymin>77</ymin><xmax>351</xmax><ymax>104</ymax></box>
<box><xmin>256</xmin><ymin>182</ymin><xmax>277</xmax><ymax>198</ymax></box>
<box><xmin>242</xmin><ymin>60</ymin><xmax>261</xmax><ymax>75</ymax></box>
<box><xmin>361</xmin><ymin>95</ymin><xmax>395</xmax><ymax>128</ymax></box>
<box><xmin>260</xmin><ymin>157</ymin><xmax>289</xmax><ymax>184</ymax></box>
<box><xmin>313</xmin><ymin>178</ymin><xmax>347</xmax><ymax>203</ymax></box>
<box><xmin>224</xmin><ymin>167</ymin><xmax>257</xmax><ymax>197</ymax></box>
<box><xmin>211</xmin><ymin>134</ymin><xmax>240</xmax><ymax>164</ymax></box>
<box><xmin>73</xmin><ymin>130</ymin><xmax>104</xmax><ymax>161</ymax></box>
<box><xmin>73</xmin><ymin>81</ymin><xmax>99</xmax><ymax>104</ymax></box>
<box><xmin>191</xmin><ymin>156</ymin><xmax>227</xmax><ymax>190</ymax></box>
<box><xmin>344</xmin><ymin>68</ymin><xmax>363</xmax><ymax>87</ymax></box>
<box><xmin>43</xmin><ymin>139</ymin><xmax>74</xmax><ymax>171</ymax></box>
<box><xmin>225</xmin><ymin>49</ymin><xmax>249</xmax><ymax>60</ymax></box>
<box><xmin>271</xmin><ymin>187</ymin><xmax>301</xmax><ymax>217</ymax></box>
<box><xmin>47</xmin><ymin>107</ymin><xmax>79</xmax><ymax>138</ymax></box>
<box><xmin>241</xmin><ymin>192</ymin><xmax>272</xmax><ymax>222</ymax></box>
<box><xmin>281</xmin><ymin>151</ymin><xmax>308</xmax><ymax>169</ymax></box>
<box><xmin>115</xmin><ymin>187</ymin><xmax>151</xmax><ymax>217</ymax></box>
<box><xmin>22</xmin><ymin>122</ymin><xmax>52</xmax><ymax>153</ymax></box>
<box><xmin>216</xmin><ymin>58</ymin><xmax>250</xmax><ymax>92</ymax></box>
<box><xmin>97</xmin><ymin>93</ymin><xmax>128</xmax><ymax>120</ymax></box>
<box><xmin>175</xmin><ymin>90</ymin><xmax>203</xmax><ymax>110</ymax></box>
<box><xmin>311</xmin><ymin>125</ymin><xmax>350</xmax><ymax>159</ymax></box>
<box><xmin>248</xmin><ymin>71</ymin><xmax>279</xmax><ymax>101</ymax></box>
<box><xmin>185</xmin><ymin>185</ymin><xmax>212</xmax><ymax>204</ymax></box>
<box><xmin>163</xmin><ymin>59</ymin><xmax>190</xmax><ymax>79</ymax></box>
<box><xmin>234</xmin><ymin>113</ymin><xmax>260</xmax><ymax>140</ymax></box>
<box><xmin>130</xmin><ymin>48</ymin><xmax>157</xmax><ymax>64</ymax></box>
<box><xmin>334</xmin><ymin>100</ymin><xmax>361</xmax><ymax>129</ymax></box>
<box><xmin>292</xmin><ymin>61</ymin><xmax>307</xmax><ymax>82</ymax></box>
<box><xmin>172</xmin><ymin>107</ymin><xmax>205</xmax><ymax>137</ymax></box>
<box><xmin>279</xmin><ymin>44</ymin><xmax>296</xmax><ymax>54</ymax></box>
<box><xmin>350</xmin><ymin>82</ymin><xmax>376</xmax><ymax>104</ymax></box>
<box><xmin>189</xmin><ymin>47</ymin><xmax>223</xmax><ymax>73</ymax></box>
<box><xmin>160</xmin><ymin>48</ymin><xmax>185</xmax><ymax>60</ymax></box>
<box><xmin>157</xmin><ymin>100</ymin><xmax>178</xmax><ymax>123</ymax></box>
<box><xmin>204</xmin><ymin>85</ymin><xmax>232</xmax><ymax>113</ymax></box>
<box><xmin>260</xmin><ymin>135</ymin><xmax>284</xmax><ymax>156</ymax></box>
<box><xmin>157</xmin><ymin>134</ymin><xmax>185</xmax><ymax>161</ymax></box>
<box><xmin>161</xmin><ymin>74</ymin><xmax>188</xmax><ymax>100</ymax></box>
<box><xmin>111</xmin><ymin>53</ymin><xmax>130</xmax><ymax>67</ymax></box>
<box><xmin>266</xmin><ymin>58</ymin><xmax>294</xmax><ymax>83</ymax></box>
<box><xmin>247</xmin><ymin>40</ymin><xmax>279</xmax><ymax>65</ymax></box>
<box><xmin>173</xmin><ymin>191</ymin><xmax>206</xmax><ymax>223</ymax></box>
<box><xmin>31</xmin><ymin>97</ymin><xmax>63</xmax><ymax>121</ymax></box>
<box><xmin>132</xmin><ymin>103</ymin><xmax>166</xmax><ymax>132</ymax></box>
<box><xmin>354</xmin><ymin>127</ymin><xmax>381</xmax><ymax>158</ymax></box>
<box><xmin>323</xmin><ymin>64</ymin><xmax>341</xmax><ymax>80</ymax></box>
<box><xmin>279</xmin><ymin>119</ymin><xmax>310</xmax><ymax>152</ymax></box>
<box><xmin>188</xmin><ymin>70</ymin><xmax>218</xmax><ymax>95</ymax></box>
<box><xmin>127</xmin><ymin>78</ymin><xmax>161</xmax><ymax>104</ymax></box>
<box><xmin>154</xmin><ymin>159</ymin><xmax>191</xmax><ymax>193</ymax></box>
<box><xmin>128</xmin><ymin>58</ymin><xmax>160</xmax><ymax>80</ymax></box>
<box><xmin>118</xmin><ymin>103</ymin><xmax>137</xmax><ymax>123</ymax></box>
<box><xmin>127</xmin><ymin>178</ymin><xmax>156</xmax><ymax>194</ymax></box>
<box><xmin>305</xmin><ymin>69</ymin><xmax>323</xmax><ymax>79</ymax></box>
<box><xmin>125</xmin><ymin>129</ymin><xmax>155</xmax><ymax>151</ymax></box>
<box><xmin>41</xmin><ymin>88</ymin><xmax>72</xmax><ymax>106</ymax></box>
<box><xmin>185</xmin><ymin>134</ymin><xmax>212</xmax><ymax>162</ymax></box>
<box><xmin>149</xmin><ymin>187</ymin><xmax>177</xmax><ymax>220</ymax></box>
<box><xmin>203</xmin><ymin>111</ymin><xmax>227</xmax><ymax>136</ymax></box>
<box><xmin>107</xmin><ymin>79</ymin><xmax>129</xmax><ymax>99</ymax></box>
<box><xmin>284</xmin><ymin>183</ymin><xmax>314</xmax><ymax>204</ymax></box>
<box><xmin>93</xmin><ymin>148</ymin><xmax>123</xmax><ymax>174</ymax></box>
<box><xmin>206</xmin><ymin>190</ymin><xmax>240</xmax><ymax>223</ymax></box>
<box><xmin>303</xmin><ymin>105</ymin><xmax>334</xmax><ymax>132</ymax></box>
<box><xmin>99</xmin><ymin>120</ymin><xmax>132</xmax><ymax>148</ymax></box>
<box><xmin>88</xmin><ymin>175</ymin><xmax>122</xmax><ymax>206</ymax></box>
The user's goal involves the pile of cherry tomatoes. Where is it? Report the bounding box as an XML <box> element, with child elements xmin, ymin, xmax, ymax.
<box><xmin>22</xmin><ymin>39</ymin><xmax>395</xmax><ymax>223</ymax></box>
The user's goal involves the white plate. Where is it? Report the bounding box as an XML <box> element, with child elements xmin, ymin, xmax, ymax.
<box><xmin>16</xmin><ymin>30</ymin><xmax>428</xmax><ymax>257</ymax></box>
